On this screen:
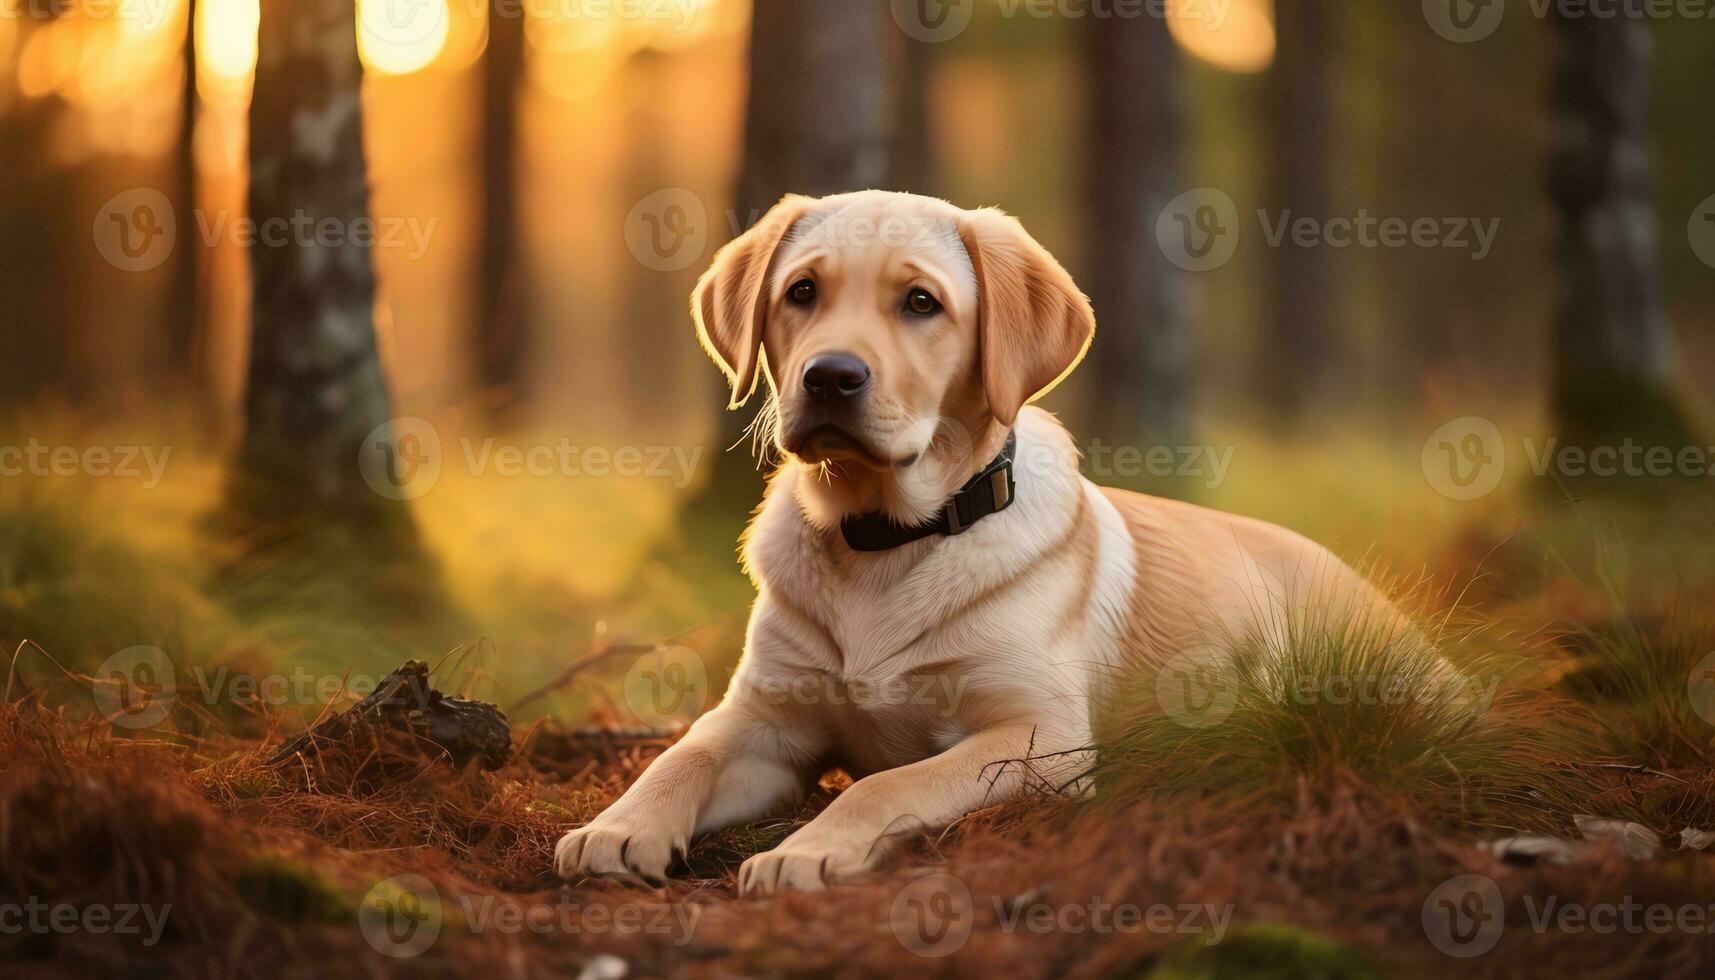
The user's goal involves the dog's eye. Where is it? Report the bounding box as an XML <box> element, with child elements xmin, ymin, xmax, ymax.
<box><xmin>788</xmin><ymin>279</ymin><xmax>816</xmax><ymax>306</ymax></box>
<box><xmin>903</xmin><ymin>287</ymin><xmax>941</xmax><ymax>317</ymax></box>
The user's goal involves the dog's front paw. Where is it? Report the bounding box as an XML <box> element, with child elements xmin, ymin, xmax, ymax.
<box><xmin>737</xmin><ymin>839</ymin><xmax>873</xmax><ymax>896</ymax></box>
<box><xmin>554</xmin><ymin>817</ymin><xmax>683</xmax><ymax>885</ymax></box>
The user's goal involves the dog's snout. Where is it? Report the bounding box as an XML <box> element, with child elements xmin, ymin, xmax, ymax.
<box><xmin>801</xmin><ymin>354</ymin><xmax>871</xmax><ymax>401</ymax></box>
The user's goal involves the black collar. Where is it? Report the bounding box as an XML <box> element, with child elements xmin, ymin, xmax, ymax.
<box><xmin>839</xmin><ymin>431</ymin><xmax>1018</xmax><ymax>552</ymax></box>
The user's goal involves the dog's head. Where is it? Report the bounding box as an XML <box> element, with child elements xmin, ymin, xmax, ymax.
<box><xmin>691</xmin><ymin>190</ymin><xmax>1093</xmax><ymax>520</ymax></box>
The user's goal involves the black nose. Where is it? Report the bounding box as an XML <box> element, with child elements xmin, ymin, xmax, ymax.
<box><xmin>802</xmin><ymin>354</ymin><xmax>871</xmax><ymax>401</ymax></box>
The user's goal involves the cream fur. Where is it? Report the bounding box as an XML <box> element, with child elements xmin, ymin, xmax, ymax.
<box><xmin>554</xmin><ymin>192</ymin><xmax>1406</xmax><ymax>895</ymax></box>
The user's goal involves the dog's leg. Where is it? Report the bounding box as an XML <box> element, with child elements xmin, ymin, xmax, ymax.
<box><xmin>555</xmin><ymin>704</ymin><xmax>822</xmax><ymax>883</ymax></box>
<box><xmin>737</xmin><ymin>721</ymin><xmax>1084</xmax><ymax>895</ymax></box>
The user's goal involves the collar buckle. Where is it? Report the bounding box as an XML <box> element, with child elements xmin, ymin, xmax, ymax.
<box><xmin>943</xmin><ymin>499</ymin><xmax>967</xmax><ymax>535</ymax></box>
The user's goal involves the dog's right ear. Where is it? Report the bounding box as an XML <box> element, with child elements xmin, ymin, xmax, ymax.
<box><xmin>691</xmin><ymin>194</ymin><xmax>812</xmax><ymax>409</ymax></box>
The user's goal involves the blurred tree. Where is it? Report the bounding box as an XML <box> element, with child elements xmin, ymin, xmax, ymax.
<box><xmin>1083</xmin><ymin>8</ymin><xmax>1191</xmax><ymax>446</ymax></box>
<box><xmin>737</xmin><ymin>0</ymin><xmax>895</xmax><ymax>219</ymax></box>
<box><xmin>894</xmin><ymin>35</ymin><xmax>933</xmax><ymax>195</ymax></box>
<box><xmin>0</xmin><ymin>20</ymin><xmax>74</xmax><ymax>410</ymax></box>
<box><xmin>476</xmin><ymin>0</ymin><xmax>527</xmax><ymax>421</ymax></box>
<box><xmin>232</xmin><ymin>0</ymin><xmax>416</xmax><ymax>544</ymax></box>
<box><xmin>1258</xmin><ymin>0</ymin><xmax>1334</xmax><ymax>426</ymax></box>
<box><xmin>171</xmin><ymin>0</ymin><xmax>208</xmax><ymax>414</ymax></box>
<box><xmin>1548</xmin><ymin>12</ymin><xmax>1690</xmax><ymax>447</ymax></box>
<box><xmin>683</xmin><ymin>0</ymin><xmax>897</xmax><ymax>546</ymax></box>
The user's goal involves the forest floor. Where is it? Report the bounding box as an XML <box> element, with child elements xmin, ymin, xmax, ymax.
<box><xmin>5</xmin><ymin>434</ymin><xmax>1715</xmax><ymax>978</ymax></box>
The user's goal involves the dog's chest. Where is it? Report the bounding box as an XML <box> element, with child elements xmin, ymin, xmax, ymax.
<box><xmin>762</xmin><ymin>551</ymin><xmax>1046</xmax><ymax>773</ymax></box>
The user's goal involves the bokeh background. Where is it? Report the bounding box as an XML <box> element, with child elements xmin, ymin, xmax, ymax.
<box><xmin>2</xmin><ymin>0</ymin><xmax>1713</xmax><ymax>717</ymax></box>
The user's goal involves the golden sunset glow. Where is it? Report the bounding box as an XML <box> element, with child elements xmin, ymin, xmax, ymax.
<box><xmin>18</xmin><ymin>20</ymin><xmax>77</xmax><ymax>99</ymax></box>
<box><xmin>357</xmin><ymin>0</ymin><xmax>452</xmax><ymax>76</ymax></box>
<box><xmin>527</xmin><ymin>0</ymin><xmax>732</xmax><ymax>100</ymax></box>
<box><xmin>197</xmin><ymin>0</ymin><xmax>260</xmax><ymax>89</ymax></box>
<box><xmin>1168</xmin><ymin>0</ymin><xmax>1276</xmax><ymax>74</ymax></box>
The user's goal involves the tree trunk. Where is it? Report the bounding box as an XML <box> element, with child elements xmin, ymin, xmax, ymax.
<box><xmin>233</xmin><ymin>0</ymin><xmax>414</xmax><ymax>541</ymax></box>
<box><xmin>171</xmin><ymin>0</ymin><xmax>208</xmax><ymax>416</ymax></box>
<box><xmin>1548</xmin><ymin>12</ymin><xmax>1687</xmax><ymax>446</ymax></box>
<box><xmin>736</xmin><ymin>0</ymin><xmax>895</xmax><ymax>221</ymax></box>
<box><xmin>895</xmin><ymin>33</ymin><xmax>932</xmax><ymax>195</ymax></box>
<box><xmin>1258</xmin><ymin>0</ymin><xmax>1335</xmax><ymax>427</ymax></box>
<box><xmin>689</xmin><ymin>0</ymin><xmax>896</xmax><ymax>535</ymax></box>
<box><xmin>1083</xmin><ymin>10</ymin><xmax>1191</xmax><ymax>447</ymax></box>
<box><xmin>476</xmin><ymin>0</ymin><xmax>527</xmax><ymax>420</ymax></box>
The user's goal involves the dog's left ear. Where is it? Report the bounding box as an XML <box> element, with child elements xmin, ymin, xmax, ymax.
<box><xmin>957</xmin><ymin>208</ymin><xmax>1095</xmax><ymax>426</ymax></box>
<box><xmin>691</xmin><ymin>194</ymin><xmax>812</xmax><ymax>409</ymax></box>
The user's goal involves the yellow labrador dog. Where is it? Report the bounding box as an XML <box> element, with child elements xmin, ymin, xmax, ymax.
<box><xmin>555</xmin><ymin>190</ymin><xmax>1402</xmax><ymax>895</ymax></box>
